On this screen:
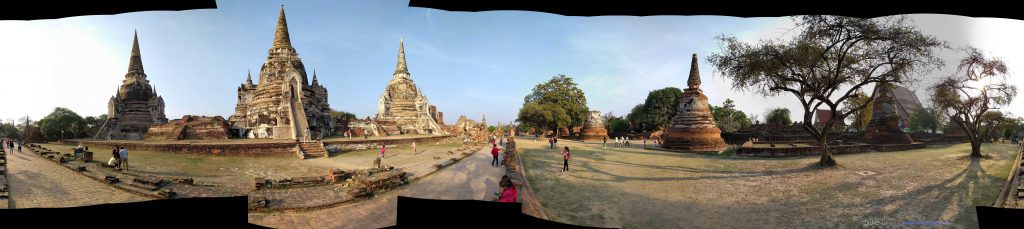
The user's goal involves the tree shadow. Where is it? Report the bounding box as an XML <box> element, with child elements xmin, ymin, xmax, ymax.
<box><xmin>563</xmin><ymin>158</ymin><xmax>822</xmax><ymax>183</ymax></box>
<box><xmin>839</xmin><ymin>156</ymin><xmax>1002</xmax><ymax>227</ymax></box>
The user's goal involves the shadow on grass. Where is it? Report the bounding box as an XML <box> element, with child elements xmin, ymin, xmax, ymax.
<box><xmin>839</xmin><ymin>156</ymin><xmax>1004</xmax><ymax>227</ymax></box>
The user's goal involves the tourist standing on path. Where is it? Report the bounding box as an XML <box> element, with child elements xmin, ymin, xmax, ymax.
<box><xmin>625</xmin><ymin>136</ymin><xmax>630</xmax><ymax>146</ymax></box>
<box><xmin>497</xmin><ymin>175</ymin><xmax>518</xmax><ymax>203</ymax></box>
<box><xmin>491</xmin><ymin>144</ymin><xmax>501</xmax><ymax>166</ymax></box>
<box><xmin>603</xmin><ymin>136</ymin><xmax>607</xmax><ymax>149</ymax></box>
<box><xmin>554</xmin><ymin>136</ymin><xmax>558</xmax><ymax>148</ymax></box>
<box><xmin>411</xmin><ymin>141</ymin><xmax>417</xmax><ymax>154</ymax></box>
<box><xmin>548</xmin><ymin>137</ymin><xmax>554</xmax><ymax>149</ymax></box>
<box><xmin>380</xmin><ymin>145</ymin><xmax>387</xmax><ymax>158</ymax></box>
<box><xmin>119</xmin><ymin>146</ymin><xmax>129</xmax><ymax>171</ymax></box>
<box><xmin>561</xmin><ymin>146</ymin><xmax>570</xmax><ymax>172</ymax></box>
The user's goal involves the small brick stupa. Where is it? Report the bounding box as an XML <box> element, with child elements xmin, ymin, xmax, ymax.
<box><xmin>579</xmin><ymin>110</ymin><xmax>609</xmax><ymax>141</ymax></box>
<box><xmin>862</xmin><ymin>83</ymin><xmax>914</xmax><ymax>145</ymax></box>
<box><xmin>661</xmin><ymin>54</ymin><xmax>727</xmax><ymax>152</ymax></box>
<box><xmin>943</xmin><ymin>120</ymin><xmax>970</xmax><ymax>142</ymax></box>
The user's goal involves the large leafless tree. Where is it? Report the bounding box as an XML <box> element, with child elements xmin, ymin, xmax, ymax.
<box><xmin>931</xmin><ymin>47</ymin><xmax>1017</xmax><ymax>158</ymax></box>
<box><xmin>708</xmin><ymin>16</ymin><xmax>945</xmax><ymax>167</ymax></box>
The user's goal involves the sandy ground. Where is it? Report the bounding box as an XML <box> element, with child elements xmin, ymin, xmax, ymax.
<box><xmin>519</xmin><ymin>139</ymin><xmax>1017</xmax><ymax>229</ymax></box>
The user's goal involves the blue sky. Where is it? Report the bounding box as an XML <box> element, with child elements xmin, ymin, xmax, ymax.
<box><xmin>1</xmin><ymin>0</ymin><xmax>1021</xmax><ymax>125</ymax></box>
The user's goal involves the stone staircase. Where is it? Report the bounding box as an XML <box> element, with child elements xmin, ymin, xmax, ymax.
<box><xmin>297</xmin><ymin>141</ymin><xmax>328</xmax><ymax>159</ymax></box>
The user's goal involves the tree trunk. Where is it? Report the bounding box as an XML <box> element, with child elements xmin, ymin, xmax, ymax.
<box><xmin>969</xmin><ymin>140</ymin><xmax>982</xmax><ymax>158</ymax></box>
<box><xmin>817</xmin><ymin>135</ymin><xmax>837</xmax><ymax>167</ymax></box>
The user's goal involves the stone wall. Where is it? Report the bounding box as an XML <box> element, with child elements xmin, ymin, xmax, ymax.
<box><xmin>63</xmin><ymin>140</ymin><xmax>296</xmax><ymax>156</ymax></box>
<box><xmin>145</xmin><ymin>115</ymin><xmax>230</xmax><ymax>141</ymax></box>
<box><xmin>737</xmin><ymin>143</ymin><xmax>872</xmax><ymax>157</ymax></box>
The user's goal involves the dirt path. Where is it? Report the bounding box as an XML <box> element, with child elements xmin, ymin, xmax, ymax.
<box><xmin>248</xmin><ymin>145</ymin><xmax>508</xmax><ymax>228</ymax></box>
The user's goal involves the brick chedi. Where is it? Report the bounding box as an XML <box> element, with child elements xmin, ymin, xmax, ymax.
<box><xmin>228</xmin><ymin>6</ymin><xmax>334</xmax><ymax>140</ymax></box>
<box><xmin>661</xmin><ymin>54</ymin><xmax>727</xmax><ymax>152</ymax></box>
<box><xmin>94</xmin><ymin>31</ymin><xmax>168</xmax><ymax>140</ymax></box>
<box><xmin>374</xmin><ymin>38</ymin><xmax>447</xmax><ymax>135</ymax></box>
<box><xmin>579</xmin><ymin>110</ymin><xmax>609</xmax><ymax>141</ymax></box>
<box><xmin>943</xmin><ymin>119</ymin><xmax>970</xmax><ymax>142</ymax></box>
<box><xmin>862</xmin><ymin>83</ymin><xmax>914</xmax><ymax>144</ymax></box>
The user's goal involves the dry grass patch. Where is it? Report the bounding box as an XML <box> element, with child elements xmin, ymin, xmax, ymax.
<box><xmin>520</xmin><ymin>139</ymin><xmax>1017</xmax><ymax>228</ymax></box>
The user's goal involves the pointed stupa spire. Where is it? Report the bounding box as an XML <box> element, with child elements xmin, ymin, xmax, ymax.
<box><xmin>312</xmin><ymin>69</ymin><xmax>319</xmax><ymax>86</ymax></box>
<box><xmin>394</xmin><ymin>37</ymin><xmax>409</xmax><ymax>76</ymax></box>
<box><xmin>687</xmin><ymin>53</ymin><xmax>701</xmax><ymax>89</ymax></box>
<box><xmin>245</xmin><ymin>69</ymin><xmax>254</xmax><ymax>87</ymax></box>
<box><xmin>127</xmin><ymin>30</ymin><xmax>145</xmax><ymax>74</ymax></box>
<box><xmin>272</xmin><ymin>5</ymin><xmax>292</xmax><ymax>49</ymax></box>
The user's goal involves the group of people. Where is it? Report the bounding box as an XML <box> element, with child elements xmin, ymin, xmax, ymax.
<box><xmin>107</xmin><ymin>145</ymin><xmax>129</xmax><ymax>171</ymax></box>
<box><xmin>603</xmin><ymin>136</ymin><xmax>631</xmax><ymax>148</ymax></box>
<box><xmin>2</xmin><ymin>138</ymin><xmax>22</xmax><ymax>154</ymax></box>
<box><xmin>548</xmin><ymin>136</ymin><xmax>559</xmax><ymax>149</ymax></box>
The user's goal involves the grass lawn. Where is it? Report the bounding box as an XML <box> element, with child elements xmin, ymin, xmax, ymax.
<box><xmin>519</xmin><ymin>139</ymin><xmax>1017</xmax><ymax>228</ymax></box>
<box><xmin>39</xmin><ymin>141</ymin><xmax>471</xmax><ymax>189</ymax></box>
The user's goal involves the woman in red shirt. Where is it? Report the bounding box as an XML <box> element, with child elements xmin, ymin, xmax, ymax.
<box><xmin>497</xmin><ymin>175</ymin><xmax>518</xmax><ymax>203</ymax></box>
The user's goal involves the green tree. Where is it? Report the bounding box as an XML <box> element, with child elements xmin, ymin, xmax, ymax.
<box><xmin>711</xmin><ymin>99</ymin><xmax>753</xmax><ymax>132</ymax></box>
<box><xmin>708</xmin><ymin>15</ymin><xmax>945</xmax><ymax>166</ymax></box>
<box><xmin>82</xmin><ymin>114</ymin><xmax>108</xmax><ymax>137</ymax></box>
<box><xmin>932</xmin><ymin>47</ymin><xmax>1018</xmax><ymax>157</ymax></box>
<box><xmin>487</xmin><ymin>126</ymin><xmax>498</xmax><ymax>132</ymax></box>
<box><xmin>522</xmin><ymin>75</ymin><xmax>589</xmax><ymax>131</ymax></box>
<box><xmin>843</xmin><ymin>92</ymin><xmax>874</xmax><ymax>132</ymax></box>
<box><xmin>625</xmin><ymin>104</ymin><xmax>646</xmax><ymax>131</ymax></box>
<box><xmin>517</xmin><ymin>102</ymin><xmax>572</xmax><ymax>135</ymax></box>
<box><xmin>640</xmin><ymin>87</ymin><xmax>684</xmax><ymax>131</ymax></box>
<box><xmin>0</xmin><ymin>121</ymin><xmax>20</xmax><ymax>138</ymax></box>
<box><xmin>330</xmin><ymin>110</ymin><xmax>357</xmax><ymax>121</ymax></box>
<box><xmin>908</xmin><ymin>107</ymin><xmax>941</xmax><ymax>133</ymax></box>
<box><xmin>608</xmin><ymin>117</ymin><xmax>630</xmax><ymax>133</ymax></box>
<box><xmin>765</xmin><ymin>108</ymin><xmax>792</xmax><ymax>126</ymax></box>
<box><xmin>37</xmin><ymin>107</ymin><xmax>86</xmax><ymax>140</ymax></box>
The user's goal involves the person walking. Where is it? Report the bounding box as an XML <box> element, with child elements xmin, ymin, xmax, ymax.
<box><xmin>603</xmin><ymin>136</ymin><xmax>607</xmax><ymax>149</ymax></box>
<box><xmin>561</xmin><ymin>146</ymin><xmax>570</xmax><ymax>172</ymax></box>
<box><xmin>554</xmin><ymin>136</ymin><xmax>558</xmax><ymax>148</ymax></box>
<box><xmin>625</xmin><ymin>136</ymin><xmax>630</xmax><ymax>146</ymax></box>
<box><xmin>497</xmin><ymin>175</ymin><xmax>518</xmax><ymax>203</ymax></box>
<box><xmin>119</xmin><ymin>146</ymin><xmax>129</xmax><ymax>171</ymax></box>
<box><xmin>380</xmin><ymin>145</ymin><xmax>387</xmax><ymax>158</ymax></box>
<box><xmin>411</xmin><ymin>141</ymin><xmax>417</xmax><ymax>154</ymax></box>
<box><xmin>548</xmin><ymin>137</ymin><xmax>554</xmax><ymax>149</ymax></box>
<box><xmin>491</xmin><ymin>144</ymin><xmax>501</xmax><ymax>166</ymax></box>
<box><xmin>16</xmin><ymin>141</ymin><xmax>21</xmax><ymax>152</ymax></box>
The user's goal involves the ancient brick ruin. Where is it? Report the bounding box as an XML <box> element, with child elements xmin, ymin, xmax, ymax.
<box><xmin>862</xmin><ymin>84</ymin><xmax>914</xmax><ymax>145</ymax></box>
<box><xmin>374</xmin><ymin>39</ymin><xmax>448</xmax><ymax>136</ymax></box>
<box><xmin>943</xmin><ymin>120</ymin><xmax>970</xmax><ymax>142</ymax></box>
<box><xmin>579</xmin><ymin>110</ymin><xmax>609</xmax><ymax>141</ymax></box>
<box><xmin>145</xmin><ymin>115</ymin><xmax>231</xmax><ymax>140</ymax></box>
<box><xmin>94</xmin><ymin>31</ymin><xmax>168</xmax><ymax>140</ymax></box>
<box><xmin>661</xmin><ymin>54</ymin><xmax>727</xmax><ymax>152</ymax></box>
<box><xmin>228</xmin><ymin>6</ymin><xmax>334</xmax><ymax>140</ymax></box>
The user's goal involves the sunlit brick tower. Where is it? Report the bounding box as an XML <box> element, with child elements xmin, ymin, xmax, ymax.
<box><xmin>661</xmin><ymin>54</ymin><xmax>727</xmax><ymax>152</ymax></box>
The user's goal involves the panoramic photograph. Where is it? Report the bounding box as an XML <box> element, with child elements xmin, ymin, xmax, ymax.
<box><xmin>0</xmin><ymin>1</ymin><xmax>1022</xmax><ymax>228</ymax></box>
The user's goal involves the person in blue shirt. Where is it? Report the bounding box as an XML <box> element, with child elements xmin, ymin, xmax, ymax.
<box><xmin>119</xmin><ymin>146</ymin><xmax>129</xmax><ymax>171</ymax></box>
